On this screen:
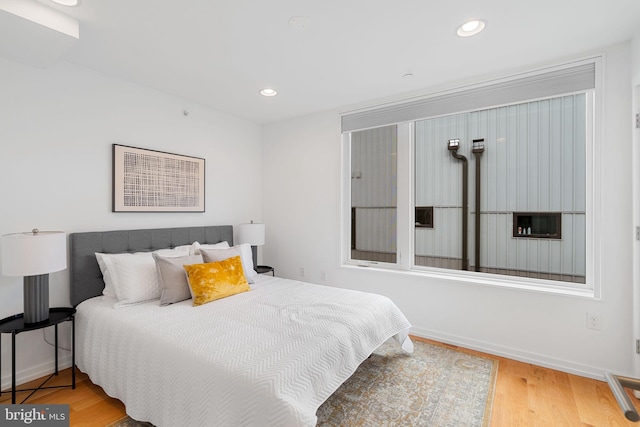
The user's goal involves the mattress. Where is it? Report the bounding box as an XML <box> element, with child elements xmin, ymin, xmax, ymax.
<box><xmin>76</xmin><ymin>275</ymin><xmax>413</xmax><ymax>426</ymax></box>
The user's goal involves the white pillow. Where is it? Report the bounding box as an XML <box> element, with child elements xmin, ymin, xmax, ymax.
<box><xmin>200</xmin><ymin>243</ymin><xmax>257</xmax><ymax>284</ymax></box>
<box><xmin>154</xmin><ymin>244</ymin><xmax>192</xmax><ymax>257</ymax></box>
<box><xmin>95</xmin><ymin>252</ymin><xmax>117</xmax><ymax>298</ymax></box>
<box><xmin>238</xmin><ymin>243</ymin><xmax>258</xmax><ymax>278</ymax></box>
<box><xmin>95</xmin><ymin>245</ymin><xmax>192</xmax><ymax>298</ymax></box>
<box><xmin>95</xmin><ymin>252</ymin><xmax>160</xmax><ymax>307</ymax></box>
<box><xmin>190</xmin><ymin>241</ymin><xmax>230</xmax><ymax>255</ymax></box>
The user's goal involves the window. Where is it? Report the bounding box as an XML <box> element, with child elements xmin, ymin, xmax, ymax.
<box><xmin>350</xmin><ymin>125</ymin><xmax>397</xmax><ymax>263</ymax></box>
<box><xmin>342</xmin><ymin>59</ymin><xmax>599</xmax><ymax>292</ymax></box>
<box><xmin>414</xmin><ymin>95</ymin><xmax>586</xmax><ymax>283</ymax></box>
<box><xmin>513</xmin><ymin>212</ymin><xmax>562</xmax><ymax>239</ymax></box>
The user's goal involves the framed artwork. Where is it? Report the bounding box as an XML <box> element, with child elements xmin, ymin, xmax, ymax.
<box><xmin>112</xmin><ymin>144</ymin><xmax>205</xmax><ymax>212</ymax></box>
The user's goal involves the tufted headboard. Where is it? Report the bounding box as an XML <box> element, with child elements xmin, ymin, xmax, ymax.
<box><xmin>69</xmin><ymin>225</ymin><xmax>233</xmax><ymax>307</ymax></box>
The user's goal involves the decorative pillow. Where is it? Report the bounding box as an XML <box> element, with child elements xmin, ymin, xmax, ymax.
<box><xmin>183</xmin><ymin>256</ymin><xmax>250</xmax><ymax>306</ymax></box>
<box><xmin>200</xmin><ymin>244</ymin><xmax>257</xmax><ymax>283</ymax></box>
<box><xmin>153</xmin><ymin>253</ymin><xmax>203</xmax><ymax>306</ymax></box>
<box><xmin>190</xmin><ymin>241</ymin><xmax>230</xmax><ymax>255</ymax></box>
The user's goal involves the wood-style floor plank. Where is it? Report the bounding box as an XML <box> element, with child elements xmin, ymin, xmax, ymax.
<box><xmin>413</xmin><ymin>337</ymin><xmax>640</xmax><ymax>427</ymax></box>
<box><xmin>1</xmin><ymin>337</ymin><xmax>639</xmax><ymax>426</ymax></box>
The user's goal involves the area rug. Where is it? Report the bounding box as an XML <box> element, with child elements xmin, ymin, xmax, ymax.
<box><xmin>107</xmin><ymin>338</ymin><xmax>498</xmax><ymax>427</ymax></box>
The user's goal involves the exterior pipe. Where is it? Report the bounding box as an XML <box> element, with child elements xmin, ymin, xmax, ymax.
<box><xmin>474</xmin><ymin>152</ymin><xmax>481</xmax><ymax>272</ymax></box>
<box><xmin>473</xmin><ymin>139</ymin><xmax>485</xmax><ymax>273</ymax></box>
<box><xmin>449</xmin><ymin>146</ymin><xmax>469</xmax><ymax>271</ymax></box>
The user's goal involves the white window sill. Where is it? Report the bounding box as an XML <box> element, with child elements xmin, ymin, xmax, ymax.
<box><xmin>341</xmin><ymin>262</ymin><xmax>597</xmax><ymax>300</ymax></box>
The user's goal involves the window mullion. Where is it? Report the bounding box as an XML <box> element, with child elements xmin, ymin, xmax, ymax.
<box><xmin>396</xmin><ymin>122</ymin><xmax>412</xmax><ymax>270</ymax></box>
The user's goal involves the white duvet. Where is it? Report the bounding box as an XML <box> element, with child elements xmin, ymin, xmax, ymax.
<box><xmin>76</xmin><ymin>276</ymin><xmax>412</xmax><ymax>427</ymax></box>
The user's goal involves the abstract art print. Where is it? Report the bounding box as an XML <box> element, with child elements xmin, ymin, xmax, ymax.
<box><xmin>112</xmin><ymin>144</ymin><xmax>205</xmax><ymax>212</ymax></box>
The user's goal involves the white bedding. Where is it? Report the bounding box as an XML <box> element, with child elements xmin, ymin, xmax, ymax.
<box><xmin>76</xmin><ymin>275</ymin><xmax>412</xmax><ymax>427</ymax></box>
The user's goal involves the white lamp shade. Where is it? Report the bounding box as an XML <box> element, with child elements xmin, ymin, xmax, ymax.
<box><xmin>237</xmin><ymin>223</ymin><xmax>265</xmax><ymax>246</ymax></box>
<box><xmin>1</xmin><ymin>231</ymin><xmax>67</xmax><ymax>276</ymax></box>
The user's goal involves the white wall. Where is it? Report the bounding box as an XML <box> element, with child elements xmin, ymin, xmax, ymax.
<box><xmin>263</xmin><ymin>42</ymin><xmax>634</xmax><ymax>379</ymax></box>
<box><xmin>632</xmin><ymin>28</ymin><xmax>640</xmax><ymax>78</ymax></box>
<box><xmin>0</xmin><ymin>58</ymin><xmax>263</xmax><ymax>389</ymax></box>
<box><xmin>630</xmin><ymin>28</ymin><xmax>640</xmax><ymax>379</ymax></box>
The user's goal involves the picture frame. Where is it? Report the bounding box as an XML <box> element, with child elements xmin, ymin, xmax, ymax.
<box><xmin>112</xmin><ymin>144</ymin><xmax>205</xmax><ymax>212</ymax></box>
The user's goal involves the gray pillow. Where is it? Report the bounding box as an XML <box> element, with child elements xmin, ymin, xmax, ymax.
<box><xmin>200</xmin><ymin>245</ymin><xmax>256</xmax><ymax>284</ymax></box>
<box><xmin>153</xmin><ymin>253</ymin><xmax>203</xmax><ymax>306</ymax></box>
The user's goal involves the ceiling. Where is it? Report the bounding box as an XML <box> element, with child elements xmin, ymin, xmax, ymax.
<box><xmin>4</xmin><ymin>0</ymin><xmax>640</xmax><ymax>124</ymax></box>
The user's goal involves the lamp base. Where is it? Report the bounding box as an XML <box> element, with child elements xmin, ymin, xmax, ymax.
<box><xmin>251</xmin><ymin>245</ymin><xmax>258</xmax><ymax>269</ymax></box>
<box><xmin>24</xmin><ymin>274</ymin><xmax>49</xmax><ymax>324</ymax></box>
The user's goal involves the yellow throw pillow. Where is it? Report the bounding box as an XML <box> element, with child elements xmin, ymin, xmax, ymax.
<box><xmin>183</xmin><ymin>256</ymin><xmax>250</xmax><ymax>306</ymax></box>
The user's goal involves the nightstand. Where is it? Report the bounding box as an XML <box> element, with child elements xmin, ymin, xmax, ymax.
<box><xmin>255</xmin><ymin>265</ymin><xmax>275</xmax><ymax>276</ymax></box>
<box><xmin>0</xmin><ymin>307</ymin><xmax>76</xmax><ymax>404</ymax></box>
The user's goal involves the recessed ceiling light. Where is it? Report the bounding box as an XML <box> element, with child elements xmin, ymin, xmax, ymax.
<box><xmin>259</xmin><ymin>88</ymin><xmax>278</xmax><ymax>97</ymax></box>
<box><xmin>456</xmin><ymin>19</ymin><xmax>486</xmax><ymax>37</ymax></box>
<box><xmin>51</xmin><ymin>0</ymin><xmax>79</xmax><ymax>6</ymax></box>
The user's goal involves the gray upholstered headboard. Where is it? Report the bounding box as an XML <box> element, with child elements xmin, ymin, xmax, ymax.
<box><xmin>69</xmin><ymin>225</ymin><xmax>233</xmax><ymax>307</ymax></box>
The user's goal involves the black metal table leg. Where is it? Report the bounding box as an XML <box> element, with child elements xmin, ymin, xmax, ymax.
<box><xmin>71</xmin><ymin>316</ymin><xmax>75</xmax><ymax>389</ymax></box>
<box><xmin>54</xmin><ymin>323</ymin><xmax>59</xmax><ymax>375</ymax></box>
<box><xmin>12</xmin><ymin>331</ymin><xmax>16</xmax><ymax>404</ymax></box>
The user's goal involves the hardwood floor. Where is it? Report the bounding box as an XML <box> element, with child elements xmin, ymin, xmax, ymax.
<box><xmin>1</xmin><ymin>337</ymin><xmax>639</xmax><ymax>426</ymax></box>
<box><xmin>424</xmin><ymin>337</ymin><xmax>640</xmax><ymax>427</ymax></box>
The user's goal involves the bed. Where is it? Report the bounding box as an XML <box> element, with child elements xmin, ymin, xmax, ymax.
<box><xmin>70</xmin><ymin>225</ymin><xmax>413</xmax><ymax>427</ymax></box>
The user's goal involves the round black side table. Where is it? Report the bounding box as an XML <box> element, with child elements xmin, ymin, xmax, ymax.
<box><xmin>0</xmin><ymin>307</ymin><xmax>76</xmax><ymax>404</ymax></box>
<box><xmin>255</xmin><ymin>265</ymin><xmax>275</xmax><ymax>276</ymax></box>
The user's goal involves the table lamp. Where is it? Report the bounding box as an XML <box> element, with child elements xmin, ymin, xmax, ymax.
<box><xmin>1</xmin><ymin>229</ymin><xmax>67</xmax><ymax>324</ymax></box>
<box><xmin>237</xmin><ymin>222</ymin><xmax>265</xmax><ymax>268</ymax></box>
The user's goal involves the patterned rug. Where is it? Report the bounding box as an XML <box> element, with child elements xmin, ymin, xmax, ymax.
<box><xmin>108</xmin><ymin>338</ymin><xmax>497</xmax><ymax>427</ymax></box>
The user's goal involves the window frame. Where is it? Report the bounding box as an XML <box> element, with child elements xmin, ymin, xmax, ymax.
<box><xmin>340</xmin><ymin>58</ymin><xmax>602</xmax><ymax>298</ymax></box>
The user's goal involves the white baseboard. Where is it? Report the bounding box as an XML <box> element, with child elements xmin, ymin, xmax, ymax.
<box><xmin>0</xmin><ymin>328</ymin><xmax>617</xmax><ymax>393</ymax></box>
<box><xmin>1</xmin><ymin>354</ymin><xmax>73</xmax><ymax>393</ymax></box>
<box><xmin>410</xmin><ymin>326</ymin><xmax>611</xmax><ymax>381</ymax></box>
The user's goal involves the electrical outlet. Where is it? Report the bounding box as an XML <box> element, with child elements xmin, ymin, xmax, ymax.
<box><xmin>586</xmin><ymin>312</ymin><xmax>601</xmax><ymax>330</ymax></box>
<box><xmin>299</xmin><ymin>267</ymin><xmax>305</xmax><ymax>278</ymax></box>
<box><xmin>320</xmin><ymin>270</ymin><xmax>327</xmax><ymax>281</ymax></box>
